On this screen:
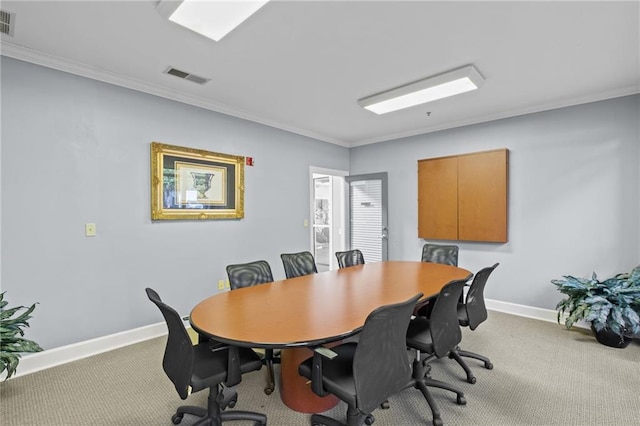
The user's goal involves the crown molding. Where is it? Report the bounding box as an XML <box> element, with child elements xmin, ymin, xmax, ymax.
<box><xmin>0</xmin><ymin>41</ymin><xmax>347</xmax><ymax>147</ymax></box>
<box><xmin>348</xmin><ymin>86</ymin><xmax>640</xmax><ymax>147</ymax></box>
<box><xmin>2</xmin><ymin>41</ymin><xmax>636</xmax><ymax>149</ymax></box>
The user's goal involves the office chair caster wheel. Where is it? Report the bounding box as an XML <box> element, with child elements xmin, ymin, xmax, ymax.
<box><xmin>380</xmin><ymin>399</ymin><xmax>390</xmax><ymax>409</ymax></box>
<box><xmin>468</xmin><ymin>376</ymin><xmax>477</xmax><ymax>384</ymax></box>
<box><xmin>457</xmin><ymin>395</ymin><xmax>466</xmax><ymax>405</ymax></box>
<box><xmin>264</xmin><ymin>386</ymin><xmax>274</xmax><ymax>395</ymax></box>
<box><xmin>432</xmin><ymin>417</ymin><xmax>443</xmax><ymax>426</ymax></box>
<box><xmin>364</xmin><ymin>414</ymin><xmax>375</xmax><ymax>425</ymax></box>
<box><xmin>485</xmin><ymin>362</ymin><xmax>494</xmax><ymax>370</ymax></box>
<box><xmin>171</xmin><ymin>413</ymin><xmax>183</xmax><ymax>424</ymax></box>
<box><xmin>228</xmin><ymin>398</ymin><xmax>237</xmax><ymax>409</ymax></box>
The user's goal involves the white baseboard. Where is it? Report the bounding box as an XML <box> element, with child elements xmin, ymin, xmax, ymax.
<box><xmin>486</xmin><ymin>298</ymin><xmax>558</xmax><ymax>322</ymax></box>
<box><xmin>5</xmin><ymin>301</ymin><xmax>587</xmax><ymax>380</ymax></box>
<box><xmin>4</xmin><ymin>321</ymin><xmax>168</xmax><ymax>380</ymax></box>
<box><xmin>485</xmin><ymin>298</ymin><xmax>590</xmax><ymax>329</ymax></box>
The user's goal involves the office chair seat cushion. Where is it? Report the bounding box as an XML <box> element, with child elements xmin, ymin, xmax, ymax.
<box><xmin>299</xmin><ymin>342</ymin><xmax>358</xmax><ymax>408</ymax></box>
<box><xmin>406</xmin><ymin>317</ymin><xmax>434</xmax><ymax>353</ymax></box>
<box><xmin>457</xmin><ymin>304</ymin><xmax>469</xmax><ymax>327</ymax></box>
<box><xmin>190</xmin><ymin>343</ymin><xmax>263</xmax><ymax>393</ymax></box>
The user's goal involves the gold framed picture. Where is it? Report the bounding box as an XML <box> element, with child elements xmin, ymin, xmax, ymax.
<box><xmin>151</xmin><ymin>142</ymin><xmax>244</xmax><ymax>220</ymax></box>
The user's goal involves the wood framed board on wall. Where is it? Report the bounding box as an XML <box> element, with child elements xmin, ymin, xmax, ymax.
<box><xmin>418</xmin><ymin>148</ymin><xmax>508</xmax><ymax>243</ymax></box>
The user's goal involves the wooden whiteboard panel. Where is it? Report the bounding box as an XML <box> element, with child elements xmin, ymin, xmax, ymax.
<box><xmin>458</xmin><ymin>149</ymin><xmax>508</xmax><ymax>242</ymax></box>
<box><xmin>418</xmin><ymin>156</ymin><xmax>458</xmax><ymax>240</ymax></box>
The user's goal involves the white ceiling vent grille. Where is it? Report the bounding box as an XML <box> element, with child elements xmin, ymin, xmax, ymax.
<box><xmin>164</xmin><ymin>67</ymin><xmax>211</xmax><ymax>85</ymax></box>
<box><xmin>0</xmin><ymin>9</ymin><xmax>15</xmax><ymax>36</ymax></box>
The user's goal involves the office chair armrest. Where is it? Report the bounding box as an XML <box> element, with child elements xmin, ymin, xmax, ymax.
<box><xmin>309</xmin><ymin>346</ymin><xmax>336</xmax><ymax>397</ymax></box>
<box><xmin>209</xmin><ymin>343</ymin><xmax>243</xmax><ymax>387</ymax></box>
<box><xmin>314</xmin><ymin>346</ymin><xmax>338</xmax><ymax>359</ymax></box>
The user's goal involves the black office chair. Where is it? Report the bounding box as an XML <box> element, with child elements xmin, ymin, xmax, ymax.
<box><xmin>145</xmin><ymin>288</ymin><xmax>267</xmax><ymax>426</ymax></box>
<box><xmin>226</xmin><ymin>260</ymin><xmax>280</xmax><ymax>395</ymax></box>
<box><xmin>281</xmin><ymin>251</ymin><xmax>318</xmax><ymax>279</ymax></box>
<box><xmin>414</xmin><ymin>243</ymin><xmax>461</xmax><ymax>317</ymax></box>
<box><xmin>421</xmin><ymin>243</ymin><xmax>459</xmax><ymax>266</ymax></box>
<box><xmin>299</xmin><ymin>293</ymin><xmax>423</xmax><ymax>426</ymax></box>
<box><xmin>405</xmin><ymin>276</ymin><xmax>472</xmax><ymax>426</ymax></box>
<box><xmin>226</xmin><ymin>260</ymin><xmax>274</xmax><ymax>289</ymax></box>
<box><xmin>335</xmin><ymin>249</ymin><xmax>365</xmax><ymax>269</ymax></box>
<box><xmin>452</xmin><ymin>263</ymin><xmax>499</xmax><ymax>384</ymax></box>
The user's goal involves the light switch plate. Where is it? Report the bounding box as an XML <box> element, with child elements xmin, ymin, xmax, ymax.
<box><xmin>85</xmin><ymin>223</ymin><xmax>97</xmax><ymax>237</ymax></box>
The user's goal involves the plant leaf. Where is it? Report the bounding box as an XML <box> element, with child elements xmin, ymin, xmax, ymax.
<box><xmin>1</xmin><ymin>294</ymin><xmax>42</xmax><ymax>380</ymax></box>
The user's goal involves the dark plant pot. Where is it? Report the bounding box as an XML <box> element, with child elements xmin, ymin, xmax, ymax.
<box><xmin>591</xmin><ymin>325</ymin><xmax>631</xmax><ymax>348</ymax></box>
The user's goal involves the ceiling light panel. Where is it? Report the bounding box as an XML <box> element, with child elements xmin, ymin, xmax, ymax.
<box><xmin>158</xmin><ymin>0</ymin><xmax>269</xmax><ymax>42</ymax></box>
<box><xmin>359</xmin><ymin>65</ymin><xmax>485</xmax><ymax>115</ymax></box>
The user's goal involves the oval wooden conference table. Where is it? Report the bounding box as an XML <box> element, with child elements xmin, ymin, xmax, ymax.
<box><xmin>190</xmin><ymin>261</ymin><xmax>471</xmax><ymax>413</ymax></box>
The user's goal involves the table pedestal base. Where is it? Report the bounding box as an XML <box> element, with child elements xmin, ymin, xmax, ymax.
<box><xmin>279</xmin><ymin>347</ymin><xmax>340</xmax><ymax>413</ymax></box>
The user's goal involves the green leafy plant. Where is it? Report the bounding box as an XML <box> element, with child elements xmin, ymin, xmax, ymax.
<box><xmin>552</xmin><ymin>266</ymin><xmax>640</xmax><ymax>340</ymax></box>
<box><xmin>1</xmin><ymin>292</ymin><xmax>43</xmax><ymax>380</ymax></box>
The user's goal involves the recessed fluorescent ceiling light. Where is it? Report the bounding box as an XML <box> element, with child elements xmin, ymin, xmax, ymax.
<box><xmin>157</xmin><ymin>0</ymin><xmax>269</xmax><ymax>42</ymax></box>
<box><xmin>358</xmin><ymin>65</ymin><xmax>484</xmax><ymax>115</ymax></box>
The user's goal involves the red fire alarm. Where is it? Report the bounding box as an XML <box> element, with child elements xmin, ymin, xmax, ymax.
<box><xmin>246</xmin><ymin>157</ymin><xmax>254</xmax><ymax>166</ymax></box>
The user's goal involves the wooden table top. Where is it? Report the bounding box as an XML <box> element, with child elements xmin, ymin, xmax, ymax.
<box><xmin>190</xmin><ymin>261</ymin><xmax>471</xmax><ymax>348</ymax></box>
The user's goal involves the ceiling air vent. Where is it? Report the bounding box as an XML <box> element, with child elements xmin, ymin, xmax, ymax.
<box><xmin>164</xmin><ymin>67</ymin><xmax>211</xmax><ymax>85</ymax></box>
<box><xmin>0</xmin><ymin>9</ymin><xmax>15</xmax><ymax>36</ymax></box>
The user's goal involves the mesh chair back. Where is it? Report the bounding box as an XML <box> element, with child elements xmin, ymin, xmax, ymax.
<box><xmin>465</xmin><ymin>263</ymin><xmax>499</xmax><ymax>330</ymax></box>
<box><xmin>335</xmin><ymin>249</ymin><xmax>365</xmax><ymax>269</ymax></box>
<box><xmin>353</xmin><ymin>293</ymin><xmax>422</xmax><ymax>414</ymax></box>
<box><xmin>428</xmin><ymin>277</ymin><xmax>469</xmax><ymax>358</ymax></box>
<box><xmin>280</xmin><ymin>251</ymin><xmax>318</xmax><ymax>279</ymax></box>
<box><xmin>145</xmin><ymin>288</ymin><xmax>194</xmax><ymax>399</ymax></box>
<box><xmin>421</xmin><ymin>243</ymin><xmax>459</xmax><ymax>266</ymax></box>
<box><xmin>226</xmin><ymin>260</ymin><xmax>274</xmax><ymax>290</ymax></box>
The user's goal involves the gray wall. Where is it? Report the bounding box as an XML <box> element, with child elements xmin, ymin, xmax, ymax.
<box><xmin>350</xmin><ymin>94</ymin><xmax>640</xmax><ymax>310</ymax></box>
<box><xmin>0</xmin><ymin>57</ymin><xmax>349</xmax><ymax>349</ymax></box>
<box><xmin>2</xmin><ymin>56</ymin><xmax>639</xmax><ymax>351</ymax></box>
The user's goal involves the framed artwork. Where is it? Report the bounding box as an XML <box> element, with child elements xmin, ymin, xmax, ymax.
<box><xmin>151</xmin><ymin>142</ymin><xmax>244</xmax><ymax>220</ymax></box>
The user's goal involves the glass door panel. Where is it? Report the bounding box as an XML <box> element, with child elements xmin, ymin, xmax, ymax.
<box><xmin>313</xmin><ymin>176</ymin><xmax>331</xmax><ymax>272</ymax></box>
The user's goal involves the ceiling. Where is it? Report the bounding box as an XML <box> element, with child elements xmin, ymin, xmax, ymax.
<box><xmin>1</xmin><ymin>1</ymin><xmax>638</xmax><ymax>147</ymax></box>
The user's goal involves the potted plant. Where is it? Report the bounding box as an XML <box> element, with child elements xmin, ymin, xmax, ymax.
<box><xmin>552</xmin><ymin>265</ymin><xmax>640</xmax><ymax>348</ymax></box>
<box><xmin>1</xmin><ymin>292</ymin><xmax>43</xmax><ymax>380</ymax></box>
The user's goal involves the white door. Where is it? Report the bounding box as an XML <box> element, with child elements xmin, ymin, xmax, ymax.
<box><xmin>345</xmin><ymin>173</ymin><xmax>388</xmax><ymax>262</ymax></box>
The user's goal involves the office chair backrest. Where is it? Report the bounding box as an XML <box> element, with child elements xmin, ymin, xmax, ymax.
<box><xmin>335</xmin><ymin>249</ymin><xmax>365</xmax><ymax>269</ymax></box>
<box><xmin>421</xmin><ymin>243</ymin><xmax>459</xmax><ymax>266</ymax></box>
<box><xmin>280</xmin><ymin>251</ymin><xmax>318</xmax><ymax>279</ymax></box>
<box><xmin>145</xmin><ymin>288</ymin><xmax>194</xmax><ymax>399</ymax></box>
<box><xmin>465</xmin><ymin>263</ymin><xmax>499</xmax><ymax>330</ymax></box>
<box><xmin>429</xmin><ymin>277</ymin><xmax>470</xmax><ymax>358</ymax></box>
<box><xmin>226</xmin><ymin>260</ymin><xmax>274</xmax><ymax>290</ymax></box>
<box><xmin>353</xmin><ymin>293</ymin><xmax>423</xmax><ymax>414</ymax></box>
